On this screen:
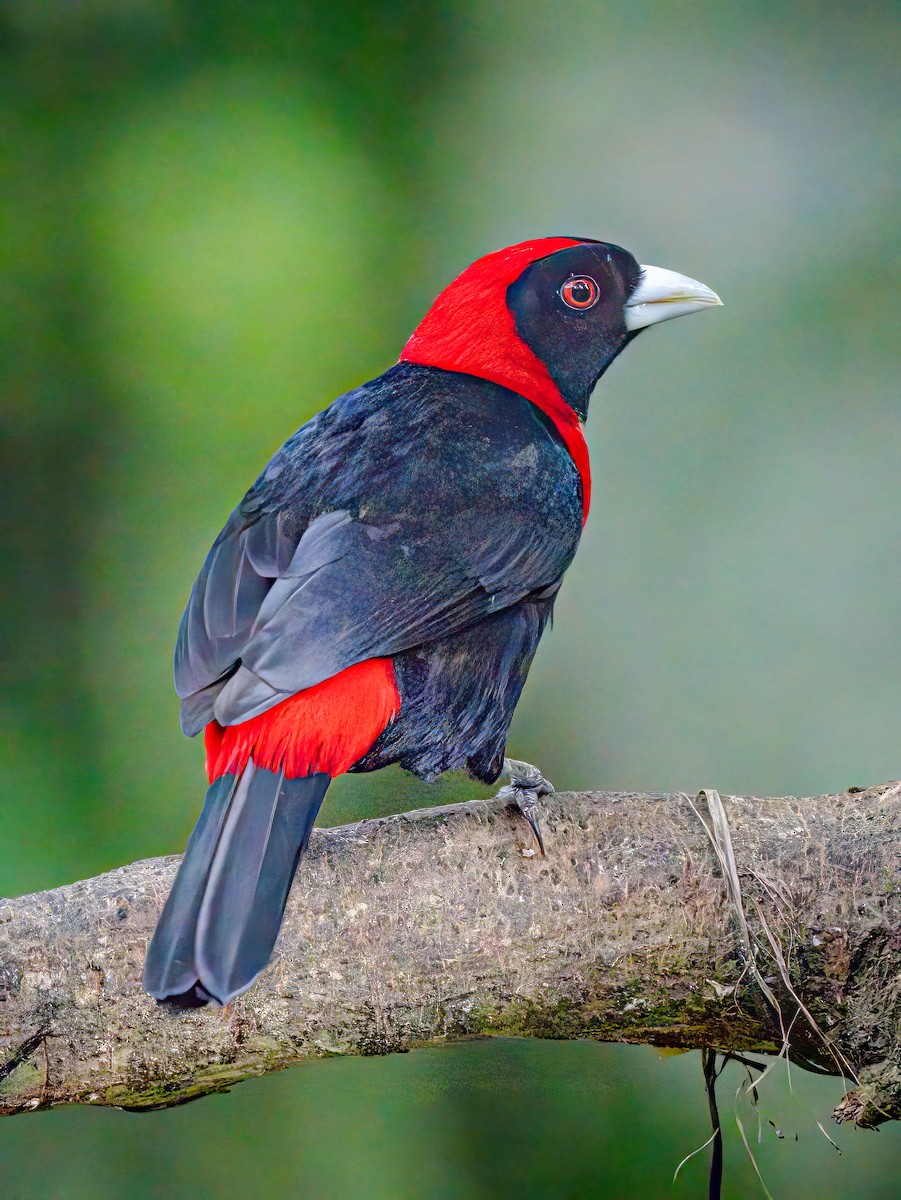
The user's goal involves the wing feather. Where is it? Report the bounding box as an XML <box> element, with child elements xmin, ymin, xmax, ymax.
<box><xmin>173</xmin><ymin>367</ymin><xmax>582</xmax><ymax>735</ymax></box>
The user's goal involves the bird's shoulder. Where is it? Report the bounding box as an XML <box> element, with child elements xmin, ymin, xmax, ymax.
<box><xmin>239</xmin><ymin>361</ymin><xmax>583</xmax><ymax>540</ymax></box>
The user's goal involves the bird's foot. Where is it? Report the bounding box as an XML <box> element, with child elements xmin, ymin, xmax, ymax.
<box><xmin>496</xmin><ymin>757</ymin><xmax>554</xmax><ymax>856</ymax></box>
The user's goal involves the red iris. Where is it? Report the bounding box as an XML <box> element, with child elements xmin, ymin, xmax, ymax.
<box><xmin>560</xmin><ymin>276</ymin><xmax>600</xmax><ymax>310</ymax></box>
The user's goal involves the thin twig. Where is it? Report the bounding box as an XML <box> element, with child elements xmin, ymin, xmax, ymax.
<box><xmin>687</xmin><ymin>790</ymin><xmax>780</xmax><ymax>1011</ymax></box>
<box><xmin>703</xmin><ymin>1048</ymin><xmax>724</xmax><ymax>1200</ymax></box>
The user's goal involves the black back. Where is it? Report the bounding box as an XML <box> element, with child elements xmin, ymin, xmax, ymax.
<box><xmin>175</xmin><ymin>363</ymin><xmax>584</xmax><ymax>779</ymax></box>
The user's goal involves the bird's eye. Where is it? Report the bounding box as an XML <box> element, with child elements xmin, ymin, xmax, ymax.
<box><xmin>560</xmin><ymin>276</ymin><xmax>600</xmax><ymax>310</ymax></box>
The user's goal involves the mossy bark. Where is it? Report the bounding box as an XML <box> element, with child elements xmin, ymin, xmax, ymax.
<box><xmin>1</xmin><ymin>784</ymin><xmax>898</xmax><ymax>1125</ymax></box>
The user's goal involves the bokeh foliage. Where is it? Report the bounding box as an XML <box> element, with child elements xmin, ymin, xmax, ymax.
<box><xmin>1</xmin><ymin>2</ymin><xmax>898</xmax><ymax>1196</ymax></box>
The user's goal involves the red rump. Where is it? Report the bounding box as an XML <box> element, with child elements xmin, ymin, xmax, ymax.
<box><xmin>400</xmin><ymin>237</ymin><xmax>592</xmax><ymax>522</ymax></box>
<box><xmin>205</xmin><ymin>658</ymin><xmax>400</xmax><ymax>782</ymax></box>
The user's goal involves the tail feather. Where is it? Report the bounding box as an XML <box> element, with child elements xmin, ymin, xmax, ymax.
<box><xmin>196</xmin><ymin>766</ymin><xmax>329</xmax><ymax>1003</ymax></box>
<box><xmin>142</xmin><ymin>772</ymin><xmax>240</xmax><ymax>1002</ymax></box>
<box><xmin>143</xmin><ymin>764</ymin><xmax>329</xmax><ymax>1006</ymax></box>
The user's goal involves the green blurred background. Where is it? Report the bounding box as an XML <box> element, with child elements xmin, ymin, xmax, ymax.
<box><xmin>1</xmin><ymin>2</ymin><xmax>898</xmax><ymax>1197</ymax></box>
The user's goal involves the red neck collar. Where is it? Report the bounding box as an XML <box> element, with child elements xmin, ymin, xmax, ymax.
<box><xmin>399</xmin><ymin>238</ymin><xmax>591</xmax><ymax>523</ymax></box>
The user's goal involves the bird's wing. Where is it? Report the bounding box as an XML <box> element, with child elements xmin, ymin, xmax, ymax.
<box><xmin>174</xmin><ymin>368</ymin><xmax>582</xmax><ymax>735</ymax></box>
<box><xmin>175</xmin><ymin>498</ymin><xmax>569</xmax><ymax>733</ymax></box>
<box><xmin>173</xmin><ymin>501</ymin><xmax>300</xmax><ymax>732</ymax></box>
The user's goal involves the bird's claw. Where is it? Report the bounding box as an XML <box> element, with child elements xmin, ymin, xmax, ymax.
<box><xmin>496</xmin><ymin>757</ymin><xmax>553</xmax><ymax>856</ymax></box>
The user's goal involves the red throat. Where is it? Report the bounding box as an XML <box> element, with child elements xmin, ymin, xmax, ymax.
<box><xmin>400</xmin><ymin>238</ymin><xmax>591</xmax><ymax>522</ymax></box>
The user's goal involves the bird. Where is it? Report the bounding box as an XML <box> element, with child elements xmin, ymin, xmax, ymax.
<box><xmin>143</xmin><ymin>235</ymin><xmax>721</xmax><ymax>1007</ymax></box>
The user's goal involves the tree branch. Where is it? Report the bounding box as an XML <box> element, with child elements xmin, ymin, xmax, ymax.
<box><xmin>1</xmin><ymin>784</ymin><xmax>898</xmax><ymax>1125</ymax></box>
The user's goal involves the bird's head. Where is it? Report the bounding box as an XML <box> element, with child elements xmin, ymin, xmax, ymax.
<box><xmin>401</xmin><ymin>236</ymin><xmax>721</xmax><ymax>422</ymax></box>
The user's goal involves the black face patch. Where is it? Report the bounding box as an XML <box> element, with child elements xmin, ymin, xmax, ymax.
<box><xmin>506</xmin><ymin>242</ymin><xmax>643</xmax><ymax>420</ymax></box>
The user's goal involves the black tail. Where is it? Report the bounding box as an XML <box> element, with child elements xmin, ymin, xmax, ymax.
<box><xmin>143</xmin><ymin>763</ymin><xmax>330</xmax><ymax>1006</ymax></box>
